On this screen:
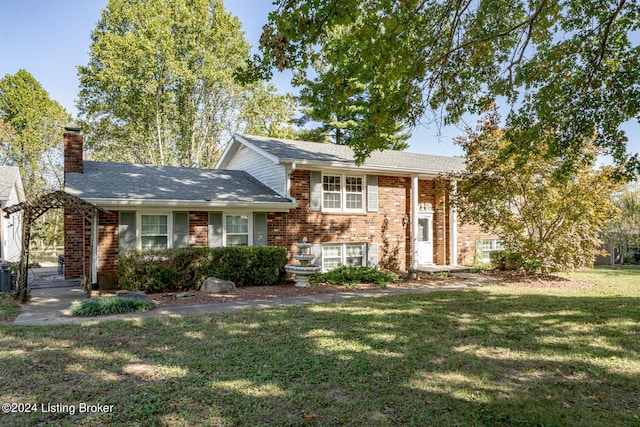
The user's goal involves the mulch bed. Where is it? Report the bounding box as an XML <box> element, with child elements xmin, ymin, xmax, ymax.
<box><xmin>97</xmin><ymin>273</ymin><xmax>457</xmax><ymax>309</ymax></box>
<box><xmin>94</xmin><ymin>270</ymin><xmax>593</xmax><ymax>309</ymax></box>
<box><xmin>484</xmin><ymin>270</ymin><xmax>595</xmax><ymax>290</ymax></box>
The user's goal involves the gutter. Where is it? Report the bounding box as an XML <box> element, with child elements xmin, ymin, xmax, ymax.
<box><xmin>278</xmin><ymin>158</ymin><xmax>464</xmax><ymax>178</ymax></box>
<box><xmin>79</xmin><ymin>198</ymin><xmax>298</xmax><ymax>211</ymax></box>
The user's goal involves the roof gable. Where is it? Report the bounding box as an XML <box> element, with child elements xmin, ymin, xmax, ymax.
<box><xmin>0</xmin><ymin>166</ymin><xmax>24</xmax><ymax>201</ymax></box>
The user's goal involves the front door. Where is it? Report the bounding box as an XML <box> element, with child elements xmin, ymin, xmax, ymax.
<box><xmin>416</xmin><ymin>213</ymin><xmax>433</xmax><ymax>265</ymax></box>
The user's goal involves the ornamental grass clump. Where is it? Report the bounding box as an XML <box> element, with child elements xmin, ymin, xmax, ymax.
<box><xmin>71</xmin><ymin>297</ymin><xmax>156</xmax><ymax>317</ymax></box>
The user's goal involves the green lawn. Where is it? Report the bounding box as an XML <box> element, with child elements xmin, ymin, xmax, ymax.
<box><xmin>0</xmin><ymin>292</ymin><xmax>21</xmax><ymax>322</ymax></box>
<box><xmin>0</xmin><ymin>270</ymin><xmax>638</xmax><ymax>426</ymax></box>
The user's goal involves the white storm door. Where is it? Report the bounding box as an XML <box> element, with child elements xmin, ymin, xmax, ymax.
<box><xmin>417</xmin><ymin>214</ymin><xmax>433</xmax><ymax>265</ymax></box>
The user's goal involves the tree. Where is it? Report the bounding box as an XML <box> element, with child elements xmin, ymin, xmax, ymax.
<box><xmin>245</xmin><ymin>1</ymin><xmax>640</xmax><ymax>173</ymax></box>
<box><xmin>78</xmin><ymin>0</ymin><xmax>298</xmax><ymax>168</ymax></box>
<box><xmin>602</xmin><ymin>179</ymin><xmax>640</xmax><ymax>264</ymax></box>
<box><xmin>455</xmin><ymin>107</ymin><xmax>620</xmax><ymax>273</ymax></box>
<box><xmin>0</xmin><ymin>69</ymin><xmax>70</xmax><ymax>194</ymax></box>
<box><xmin>238</xmin><ymin>83</ymin><xmax>298</xmax><ymax>140</ymax></box>
<box><xmin>0</xmin><ymin>119</ymin><xmax>17</xmax><ymax>165</ymax></box>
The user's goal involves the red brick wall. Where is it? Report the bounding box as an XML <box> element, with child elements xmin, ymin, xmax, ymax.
<box><xmin>457</xmin><ymin>221</ymin><xmax>482</xmax><ymax>266</ymax></box>
<box><xmin>189</xmin><ymin>211</ymin><xmax>208</xmax><ymax>247</ymax></box>
<box><xmin>96</xmin><ymin>211</ymin><xmax>119</xmax><ymax>288</ymax></box>
<box><xmin>63</xmin><ymin>128</ymin><xmax>83</xmax><ymax>176</ymax></box>
<box><xmin>269</xmin><ymin>171</ymin><xmax>479</xmax><ymax>270</ymax></box>
<box><xmin>63</xmin><ymin>208</ymin><xmax>85</xmax><ymax>279</ymax></box>
<box><xmin>269</xmin><ymin>171</ymin><xmax>419</xmax><ymax>270</ymax></box>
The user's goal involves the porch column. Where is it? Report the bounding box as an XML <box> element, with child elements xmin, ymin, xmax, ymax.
<box><xmin>91</xmin><ymin>217</ymin><xmax>98</xmax><ymax>287</ymax></box>
<box><xmin>450</xmin><ymin>179</ymin><xmax>458</xmax><ymax>266</ymax></box>
<box><xmin>411</xmin><ymin>174</ymin><xmax>419</xmax><ymax>269</ymax></box>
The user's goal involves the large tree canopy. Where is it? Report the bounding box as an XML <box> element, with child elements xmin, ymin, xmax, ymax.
<box><xmin>78</xmin><ymin>0</ymin><xmax>296</xmax><ymax>168</ymax></box>
<box><xmin>456</xmin><ymin>107</ymin><xmax>620</xmax><ymax>273</ymax></box>
<box><xmin>244</xmin><ymin>0</ymin><xmax>640</xmax><ymax>171</ymax></box>
<box><xmin>0</xmin><ymin>69</ymin><xmax>70</xmax><ymax>194</ymax></box>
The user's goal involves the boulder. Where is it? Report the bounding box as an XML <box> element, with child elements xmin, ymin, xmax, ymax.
<box><xmin>201</xmin><ymin>277</ymin><xmax>235</xmax><ymax>294</ymax></box>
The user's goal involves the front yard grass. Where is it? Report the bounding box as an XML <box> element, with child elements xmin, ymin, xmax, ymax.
<box><xmin>0</xmin><ymin>292</ymin><xmax>21</xmax><ymax>323</ymax></box>
<box><xmin>0</xmin><ymin>270</ymin><xmax>638</xmax><ymax>426</ymax></box>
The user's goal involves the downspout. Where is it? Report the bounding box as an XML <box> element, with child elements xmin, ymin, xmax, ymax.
<box><xmin>286</xmin><ymin>162</ymin><xmax>297</xmax><ymax>201</ymax></box>
<box><xmin>412</xmin><ymin>175</ymin><xmax>419</xmax><ymax>270</ymax></box>
<box><xmin>286</xmin><ymin>163</ymin><xmax>297</xmax><ymax>254</ymax></box>
<box><xmin>91</xmin><ymin>217</ymin><xmax>98</xmax><ymax>287</ymax></box>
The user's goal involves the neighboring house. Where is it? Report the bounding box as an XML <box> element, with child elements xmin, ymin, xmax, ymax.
<box><xmin>0</xmin><ymin>166</ymin><xmax>25</xmax><ymax>262</ymax></box>
<box><xmin>63</xmin><ymin>129</ymin><xmax>487</xmax><ymax>288</ymax></box>
<box><xmin>596</xmin><ymin>227</ymin><xmax>640</xmax><ymax>265</ymax></box>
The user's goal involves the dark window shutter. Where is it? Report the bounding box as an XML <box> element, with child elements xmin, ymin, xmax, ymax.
<box><xmin>208</xmin><ymin>212</ymin><xmax>223</xmax><ymax>247</ymax></box>
<box><xmin>173</xmin><ymin>212</ymin><xmax>190</xmax><ymax>248</ymax></box>
<box><xmin>311</xmin><ymin>243</ymin><xmax>323</xmax><ymax>270</ymax></box>
<box><xmin>367</xmin><ymin>175</ymin><xmax>378</xmax><ymax>212</ymax></box>
<box><xmin>118</xmin><ymin>211</ymin><xmax>136</xmax><ymax>251</ymax></box>
<box><xmin>310</xmin><ymin>171</ymin><xmax>322</xmax><ymax>211</ymax></box>
<box><xmin>253</xmin><ymin>213</ymin><xmax>268</xmax><ymax>246</ymax></box>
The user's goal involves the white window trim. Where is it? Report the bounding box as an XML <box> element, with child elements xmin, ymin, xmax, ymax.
<box><xmin>321</xmin><ymin>173</ymin><xmax>366</xmax><ymax>213</ymax></box>
<box><xmin>137</xmin><ymin>211</ymin><xmax>173</xmax><ymax>251</ymax></box>
<box><xmin>222</xmin><ymin>213</ymin><xmax>253</xmax><ymax>247</ymax></box>
<box><xmin>479</xmin><ymin>238</ymin><xmax>504</xmax><ymax>263</ymax></box>
<box><xmin>321</xmin><ymin>242</ymin><xmax>366</xmax><ymax>272</ymax></box>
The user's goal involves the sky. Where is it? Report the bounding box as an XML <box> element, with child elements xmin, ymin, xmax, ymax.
<box><xmin>0</xmin><ymin>0</ymin><xmax>637</xmax><ymax>160</ymax></box>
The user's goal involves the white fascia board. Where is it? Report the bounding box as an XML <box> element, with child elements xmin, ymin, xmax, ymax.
<box><xmin>85</xmin><ymin>198</ymin><xmax>298</xmax><ymax>212</ymax></box>
<box><xmin>233</xmin><ymin>134</ymin><xmax>280</xmax><ymax>164</ymax></box>
<box><xmin>214</xmin><ymin>136</ymin><xmax>238</xmax><ymax>169</ymax></box>
<box><xmin>278</xmin><ymin>157</ymin><xmax>461</xmax><ymax>178</ymax></box>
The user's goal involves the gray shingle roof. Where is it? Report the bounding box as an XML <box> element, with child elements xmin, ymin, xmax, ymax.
<box><xmin>65</xmin><ymin>161</ymin><xmax>291</xmax><ymax>204</ymax></box>
<box><xmin>0</xmin><ymin>166</ymin><xmax>20</xmax><ymax>200</ymax></box>
<box><xmin>237</xmin><ymin>134</ymin><xmax>466</xmax><ymax>175</ymax></box>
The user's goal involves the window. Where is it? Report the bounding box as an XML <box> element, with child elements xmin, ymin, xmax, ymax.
<box><xmin>345</xmin><ymin>244</ymin><xmax>364</xmax><ymax>267</ymax></box>
<box><xmin>322</xmin><ymin>174</ymin><xmax>365</xmax><ymax>212</ymax></box>
<box><xmin>322</xmin><ymin>175</ymin><xmax>342</xmax><ymax>209</ymax></box>
<box><xmin>322</xmin><ymin>243</ymin><xmax>365</xmax><ymax>272</ymax></box>
<box><xmin>345</xmin><ymin>177</ymin><xmax>363</xmax><ymax>209</ymax></box>
<box><xmin>141</xmin><ymin>214</ymin><xmax>168</xmax><ymax>250</ymax></box>
<box><xmin>479</xmin><ymin>238</ymin><xmax>504</xmax><ymax>263</ymax></box>
<box><xmin>225</xmin><ymin>215</ymin><xmax>249</xmax><ymax>246</ymax></box>
<box><xmin>322</xmin><ymin>244</ymin><xmax>342</xmax><ymax>271</ymax></box>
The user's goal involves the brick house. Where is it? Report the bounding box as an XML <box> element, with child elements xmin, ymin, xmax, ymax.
<box><xmin>0</xmin><ymin>166</ymin><xmax>25</xmax><ymax>262</ymax></box>
<box><xmin>63</xmin><ymin>129</ymin><xmax>487</xmax><ymax>288</ymax></box>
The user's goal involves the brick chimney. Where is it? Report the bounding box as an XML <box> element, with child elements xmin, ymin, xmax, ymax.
<box><xmin>64</xmin><ymin>126</ymin><xmax>83</xmax><ymax>182</ymax></box>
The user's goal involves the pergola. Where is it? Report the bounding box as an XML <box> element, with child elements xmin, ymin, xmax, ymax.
<box><xmin>2</xmin><ymin>190</ymin><xmax>106</xmax><ymax>302</ymax></box>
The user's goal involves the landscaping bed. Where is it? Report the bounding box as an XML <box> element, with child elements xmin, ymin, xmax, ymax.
<box><xmin>98</xmin><ymin>273</ymin><xmax>458</xmax><ymax>309</ymax></box>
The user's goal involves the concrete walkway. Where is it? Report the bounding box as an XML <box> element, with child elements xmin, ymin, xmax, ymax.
<box><xmin>13</xmin><ymin>273</ymin><xmax>498</xmax><ymax>326</ymax></box>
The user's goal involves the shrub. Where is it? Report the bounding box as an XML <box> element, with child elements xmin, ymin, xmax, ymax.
<box><xmin>71</xmin><ymin>297</ymin><xmax>156</xmax><ymax>317</ymax></box>
<box><xmin>117</xmin><ymin>246</ymin><xmax>288</xmax><ymax>292</ymax></box>
<box><xmin>490</xmin><ymin>250</ymin><xmax>539</xmax><ymax>273</ymax></box>
<box><xmin>312</xmin><ymin>266</ymin><xmax>397</xmax><ymax>287</ymax></box>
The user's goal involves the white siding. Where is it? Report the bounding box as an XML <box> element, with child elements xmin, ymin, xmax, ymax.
<box><xmin>2</xmin><ymin>184</ymin><xmax>22</xmax><ymax>262</ymax></box>
<box><xmin>226</xmin><ymin>146</ymin><xmax>287</xmax><ymax>197</ymax></box>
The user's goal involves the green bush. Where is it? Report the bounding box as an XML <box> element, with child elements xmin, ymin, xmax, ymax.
<box><xmin>312</xmin><ymin>266</ymin><xmax>397</xmax><ymax>287</ymax></box>
<box><xmin>490</xmin><ymin>250</ymin><xmax>539</xmax><ymax>273</ymax></box>
<box><xmin>117</xmin><ymin>246</ymin><xmax>288</xmax><ymax>292</ymax></box>
<box><xmin>71</xmin><ymin>297</ymin><xmax>156</xmax><ymax>317</ymax></box>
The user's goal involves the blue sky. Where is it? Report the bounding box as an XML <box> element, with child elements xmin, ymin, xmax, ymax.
<box><xmin>0</xmin><ymin>1</ymin><xmax>637</xmax><ymax>160</ymax></box>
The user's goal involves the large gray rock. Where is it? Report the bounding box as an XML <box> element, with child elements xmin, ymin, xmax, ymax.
<box><xmin>200</xmin><ymin>277</ymin><xmax>235</xmax><ymax>294</ymax></box>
